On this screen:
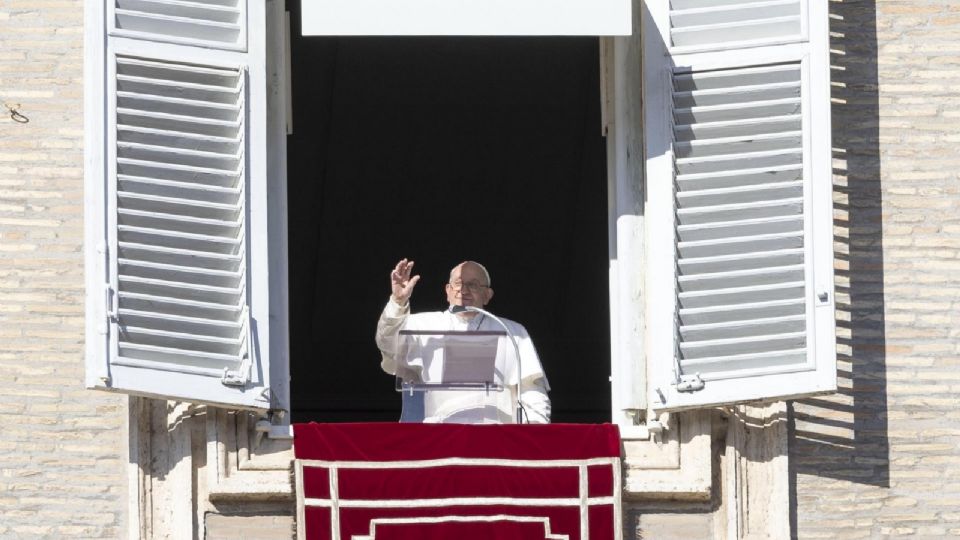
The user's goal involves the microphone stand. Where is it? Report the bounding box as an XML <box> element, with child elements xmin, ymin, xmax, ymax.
<box><xmin>452</xmin><ymin>305</ymin><xmax>525</xmax><ymax>424</ymax></box>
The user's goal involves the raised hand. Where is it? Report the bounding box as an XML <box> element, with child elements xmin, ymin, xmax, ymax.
<box><xmin>390</xmin><ymin>258</ymin><xmax>420</xmax><ymax>306</ymax></box>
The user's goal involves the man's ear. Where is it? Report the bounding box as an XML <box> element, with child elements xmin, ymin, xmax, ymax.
<box><xmin>484</xmin><ymin>287</ymin><xmax>494</xmax><ymax>305</ymax></box>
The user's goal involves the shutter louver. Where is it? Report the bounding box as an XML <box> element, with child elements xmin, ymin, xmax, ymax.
<box><xmin>644</xmin><ymin>0</ymin><xmax>836</xmax><ymax>410</ymax></box>
<box><xmin>113</xmin><ymin>56</ymin><xmax>249</xmax><ymax>376</ymax></box>
<box><xmin>674</xmin><ymin>62</ymin><xmax>808</xmax><ymax>379</ymax></box>
<box><xmin>86</xmin><ymin>0</ymin><xmax>276</xmax><ymax>409</ymax></box>
<box><xmin>113</xmin><ymin>0</ymin><xmax>245</xmax><ymax>49</ymax></box>
<box><xmin>669</xmin><ymin>0</ymin><xmax>802</xmax><ymax>50</ymax></box>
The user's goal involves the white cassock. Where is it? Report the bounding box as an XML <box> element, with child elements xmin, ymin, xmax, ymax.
<box><xmin>376</xmin><ymin>299</ymin><xmax>551</xmax><ymax>424</ymax></box>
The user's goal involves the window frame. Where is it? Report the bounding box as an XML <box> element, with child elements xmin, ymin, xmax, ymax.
<box><xmin>602</xmin><ymin>27</ymin><xmax>650</xmax><ymax>432</ymax></box>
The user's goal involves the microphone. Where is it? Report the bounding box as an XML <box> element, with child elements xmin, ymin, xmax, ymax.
<box><xmin>450</xmin><ymin>305</ymin><xmax>526</xmax><ymax>424</ymax></box>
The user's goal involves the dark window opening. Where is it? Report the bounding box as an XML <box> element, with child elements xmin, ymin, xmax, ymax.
<box><xmin>287</xmin><ymin>15</ymin><xmax>610</xmax><ymax>423</ymax></box>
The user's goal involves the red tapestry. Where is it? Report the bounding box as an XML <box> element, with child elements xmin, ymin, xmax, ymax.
<box><xmin>293</xmin><ymin>423</ymin><xmax>622</xmax><ymax>540</ymax></box>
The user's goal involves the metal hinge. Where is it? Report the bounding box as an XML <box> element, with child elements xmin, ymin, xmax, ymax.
<box><xmin>223</xmin><ymin>307</ymin><xmax>253</xmax><ymax>387</ymax></box>
<box><xmin>676</xmin><ymin>373</ymin><xmax>705</xmax><ymax>393</ymax></box>
<box><xmin>96</xmin><ymin>241</ymin><xmax>115</xmax><ymax>386</ymax></box>
<box><xmin>255</xmin><ymin>409</ymin><xmax>292</xmax><ymax>440</ymax></box>
<box><xmin>102</xmin><ymin>283</ymin><xmax>118</xmax><ymax>386</ymax></box>
<box><xmin>105</xmin><ymin>284</ymin><xmax>118</xmax><ymax>325</ymax></box>
<box><xmin>617</xmin><ymin>409</ymin><xmax>669</xmax><ymax>440</ymax></box>
<box><xmin>98</xmin><ymin>242</ymin><xmax>117</xmax><ymax>336</ymax></box>
<box><xmin>222</xmin><ymin>354</ymin><xmax>252</xmax><ymax>387</ymax></box>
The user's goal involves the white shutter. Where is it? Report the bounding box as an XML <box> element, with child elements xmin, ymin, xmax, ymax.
<box><xmin>644</xmin><ymin>0</ymin><xmax>836</xmax><ymax>411</ymax></box>
<box><xmin>85</xmin><ymin>0</ymin><xmax>277</xmax><ymax>409</ymax></box>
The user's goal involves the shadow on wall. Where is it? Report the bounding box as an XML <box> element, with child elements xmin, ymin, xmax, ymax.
<box><xmin>789</xmin><ymin>0</ymin><xmax>889</xmax><ymax>528</ymax></box>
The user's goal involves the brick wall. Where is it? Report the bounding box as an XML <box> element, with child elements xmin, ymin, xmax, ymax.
<box><xmin>792</xmin><ymin>0</ymin><xmax>960</xmax><ymax>537</ymax></box>
<box><xmin>0</xmin><ymin>0</ymin><xmax>127</xmax><ymax>537</ymax></box>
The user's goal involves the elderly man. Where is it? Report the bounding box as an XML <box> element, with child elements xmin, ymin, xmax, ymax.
<box><xmin>375</xmin><ymin>259</ymin><xmax>551</xmax><ymax>424</ymax></box>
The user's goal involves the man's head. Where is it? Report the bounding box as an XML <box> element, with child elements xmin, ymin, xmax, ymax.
<box><xmin>445</xmin><ymin>261</ymin><xmax>494</xmax><ymax>310</ymax></box>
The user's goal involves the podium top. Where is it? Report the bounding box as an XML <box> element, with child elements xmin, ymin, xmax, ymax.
<box><xmin>400</xmin><ymin>330</ymin><xmax>506</xmax><ymax>336</ymax></box>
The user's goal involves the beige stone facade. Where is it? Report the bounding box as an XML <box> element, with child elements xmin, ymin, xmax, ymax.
<box><xmin>1</xmin><ymin>0</ymin><xmax>959</xmax><ymax>538</ymax></box>
<box><xmin>0</xmin><ymin>0</ymin><xmax>128</xmax><ymax>537</ymax></box>
<box><xmin>792</xmin><ymin>1</ymin><xmax>960</xmax><ymax>538</ymax></box>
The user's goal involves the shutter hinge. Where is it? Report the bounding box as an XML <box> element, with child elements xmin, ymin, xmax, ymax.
<box><xmin>105</xmin><ymin>284</ymin><xmax>118</xmax><ymax>324</ymax></box>
<box><xmin>98</xmin><ymin>283</ymin><xmax>120</xmax><ymax>387</ymax></box>
<box><xmin>223</xmin><ymin>306</ymin><xmax>253</xmax><ymax>387</ymax></box>
<box><xmin>222</xmin><ymin>354</ymin><xmax>252</xmax><ymax>387</ymax></box>
<box><xmin>255</xmin><ymin>409</ymin><xmax>292</xmax><ymax>440</ymax></box>
<box><xmin>101</xmin><ymin>284</ymin><xmax>118</xmax><ymax>385</ymax></box>
<box><xmin>676</xmin><ymin>373</ymin><xmax>705</xmax><ymax>393</ymax></box>
<box><xmin>97</xmin><ymin>240</ymin><xmax>114</xmax><ymax>385</ymax></box>
<box><xmin>98</xmin><ymin>241</ymin><xmax>117</xmax><ymax>336</ymax></box>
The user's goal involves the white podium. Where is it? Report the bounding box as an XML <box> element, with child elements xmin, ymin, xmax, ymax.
<box><xmin>395</xmin><ymin>330</ymin><xmax>511</xmax><ymax>423</ymax></box>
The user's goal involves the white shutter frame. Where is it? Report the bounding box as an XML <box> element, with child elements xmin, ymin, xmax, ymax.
<box><xmin>666</xmin><ymin>0</ymin><xmax>807</xmax><ymax>54</ymax></box>
<box><xmin>85</xmin><ymin>0</ymin><xmax>278</xmax><ymax>410</ymax></box>
<box><xmin>645</xmin><ymin>0</ymin><xmax>836</xmax><ymax>411</ymax></box>
<box><xmin>109</xmin><ymin>0</ymin><xmax>248</xmax><ymax>51</ymax></box>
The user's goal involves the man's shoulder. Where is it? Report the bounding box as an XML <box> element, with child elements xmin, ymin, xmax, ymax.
<box><xmin>491</xmin><ymin>316</ymin><xmax>530</xmax><ymax>336</ymax></box>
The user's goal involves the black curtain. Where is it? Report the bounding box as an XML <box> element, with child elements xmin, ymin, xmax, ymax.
<box><xmin>287</xmin><ymin>24</ymin><xmax>609</xmax><ymax>422</ymax></box>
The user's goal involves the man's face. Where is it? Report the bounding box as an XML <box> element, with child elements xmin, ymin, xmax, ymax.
<box><xmin>445</xmin><ymin>263</ymin><xmax>493</xmax><ymax>308</ymax></box>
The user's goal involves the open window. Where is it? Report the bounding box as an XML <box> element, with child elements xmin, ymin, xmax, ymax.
<box><xmin>84</xmin><ymin>0</ymin><xmax>835</xmax><ymax>421</ymax></box>
<box><xmin>643</xmin><ymin>0</ymin><xmax>837</xmax><ymax>411</ymax></box>
<box><xmin>285</xmin><ymin>33</ymin><xmax>613</xmax><ymax>423</ymax></box>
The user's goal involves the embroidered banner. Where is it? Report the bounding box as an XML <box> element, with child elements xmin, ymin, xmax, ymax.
<box><xmin>294</xmin><ymin>423</ymin><xmax>622</xmax><ymax>540</ymax></box>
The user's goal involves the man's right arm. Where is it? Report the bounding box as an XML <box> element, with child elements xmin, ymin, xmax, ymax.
<box><xmin>377</xmin><ymin>258</ymin><xmax>421</xmax><ymax>375</ymax></box>
<box><xmin>375</xmin><ymin>297</ymin><xmax>410</xmax><ymax>375</ymax></box>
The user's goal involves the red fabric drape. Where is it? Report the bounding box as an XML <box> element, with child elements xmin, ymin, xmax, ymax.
<box><xmin>294</xmin><ymin>423</ymin><xmax>621</xmax><ymax>540</ymax></box>
<box><xmin>293</xmin><ymin>422</ymin><xmax>621</xmax><ymax>461</ymax></box>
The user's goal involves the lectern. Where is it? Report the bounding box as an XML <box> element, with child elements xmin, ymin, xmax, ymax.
<box><xmin>395</xmin><ymin>329</ymin><xmax>514</xmax><ymax>424</ymax></box>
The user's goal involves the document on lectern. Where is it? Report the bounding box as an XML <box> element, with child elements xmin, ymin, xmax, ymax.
<box><xmin>398</xmin><ymin>330</ymin><xmax>507</xmax><ymax>386</ymax></box>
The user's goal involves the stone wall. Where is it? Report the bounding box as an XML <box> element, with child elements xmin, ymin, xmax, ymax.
<box><xmin>0</xmin><ymin>0</ymin><xmax>128</xmax><ymax>538</ymax></box>
<box><xmin>792</xmin><ymin>0</ymin><xmax>960</xmax><ymax>537</ymax></box>
<box><xmin>205</xmin><ymin>515</ymin><xmax>295</xmax><ymax>540</ymax></box>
